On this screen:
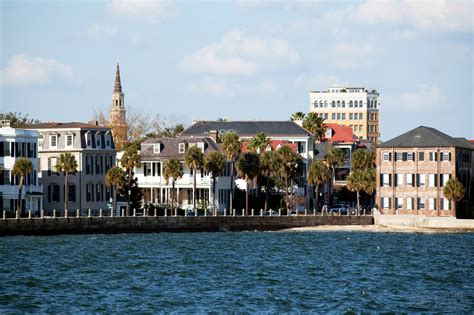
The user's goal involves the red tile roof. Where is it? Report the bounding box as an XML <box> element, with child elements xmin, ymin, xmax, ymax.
<box><xmin>322</xmin><ymin>123</ymin><xmax>356</xmax><ymax>143</ymax></box>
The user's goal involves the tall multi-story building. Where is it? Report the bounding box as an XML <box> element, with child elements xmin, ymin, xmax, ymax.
<box><xmin>27</xmin><ymin>122</ymin><xmax>116</xmax><ymax>213</ymax></box>
<box><xmin>376</xmin><ymin>126</ymin><xmax>473</xmax><ymax>218</ymax></box>
<box><xmin>109</xmin><ymin>62</ymin><xmax>127</xmax><ymax>150</ymax></box>
<box><xmin>309</xmin><ymin>86</ymin><xmax>380</xmax><ymax>143</ymax></box>
<box><xmin>0</xmin><ymin>121</ymin><xmax>42</xmax><ymax>214</ymax></box>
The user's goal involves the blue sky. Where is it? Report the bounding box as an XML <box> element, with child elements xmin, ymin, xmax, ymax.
<box><xmin>1</xmin><ymin>0</ymin><xmax>473</xmax><ymax>140</ymax></box>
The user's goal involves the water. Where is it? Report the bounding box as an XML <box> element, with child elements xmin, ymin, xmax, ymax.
<box><xmin>1</xmin><ymin>231</ymin><xmax>473</xmax><ymax>313</ymax></box>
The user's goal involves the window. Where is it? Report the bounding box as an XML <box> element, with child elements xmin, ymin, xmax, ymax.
<box><xmin>441</xmin><ymin>152</ymin><xmax>451</xmax><ymax>161</ymax></box>
<box><xmin>50</xmin><ymin>135</ymin><xmax>57</xmax><ymax>148</ymax></box>
<box><xmin>418</xmin><ymin>197</ymin><xmax>425</xmax><ymax>209</ymax></box>
<box><xmin>342</xmin><ymin>101</ymin><xmax>345</xmax><ymax>107</ymax></box>
<box><xmin>417</xmin><ymin>174</ymin><xmax>425</xmax><ymax>187</ymax></box>
<box><xmin>319</xmin><ymin>101</ymin><xmax>323</xmax><ymax>107</ymax></box>
<box><xmin>418</xmin><ymin>152</ymin><xmax>424</xmax><ymax>161</ymax></box>
<box><xmin>359</xmin><ymin>100</ymin><xmax>363</xmax><ymax>107</ymax></box>
<box><xmin>396</xmin><ymin>197</ymin><xmax>403</xmax><ymax>209</ymax></box>
<box><xmin>396</xmin><ymin>152</ymin><xmax>403</xmax><ymax>161</ymax></box>
<box><xmin>382</xmin><ymin>152</ymin><xmax>391</xmax><ymax>161</ymax></box>
<box><xmin>353</xmin><ymin>113</ymin><xmax>358</xmax><ymax>120</ymax></box>
<box><xmin>337</xmin><ymin>101</ymin><xmax>340</xmax><ymax>107</ymax></box>
<box><xmin>359</xmin><ymin>113</ymin><xmax>363</xmax><ymax>120</ymax></box>
<box><xmin>179</xmin><ymin>143</ymin><xmax>185</xmax><ymax>153</ymax></box>
<box><xmin>382</xmin><ymin>197</ymin><xmax>391</xmax><ymax>209</ymax></box>
<box><xmin>349</xmin><ymin>113</ymin><xmax>353</xmax><ymax>120</ymax></box>
<box><xmin>406</xmin><ymin>174</ymin><xmax>414</xmax><ymax>187</ymax></box>
<box><xmin>337</xmin><ymin>113</ymin><xmax>341</xmax><ymax>120</ymax></box>
<box><xmin>442</xmin><ymin>174</ymin><xmax>450</xmax><ymax>186</ymax></box>
<box><xmin>313</xmin><ymin>100</ymin><xmax>318</xmax><ymax>108</ymax></box>
<box><xmin>324</xmin><ymin>113</ymin><xmax>328</xmax><ymax>120</ymax></box>
<box><xmin>341</xmin><ymin>113</ymin><xmax>346</xmax><ymax>120</ymax></box>
<box><xmin>324</xmin><ymin>101</ymin><xmax>328</xmax><ymax>108</ymax></box>
<box><xmin>86</xmin><ymin>184</ymin><xmax>92</xmax><ymax>202</ymax></box>
<box><xmin>68</xmin><ymin>184</ymin><xmax>76</xmax><ymax>202</ymax></box>
<box><xmin>66</xmin><ymin>134</ymin><xmax>73</xmax><ymax>147</ymax></box>
<box><xmin>429</xmin><ymin>152</ymin><xmax>437</xmax><ymax>161</ymax></box>
<box><xmin>153</xmin><ymin>144</ymin><xmax>161</xmax><ymax>154</ymax></box>
<box><xmin>331</xmin><ymin>101</ymin><xmax>336</xmax><ymax>108</ymax></box>
<box><xmin>349</xmin><ymin>101</ymin><xmax>353</xmax><ymax>108</ymax></box>
<box><xmin>407</xmin><ymin>198</ymin><xmax>413</xmax><ymax>210</ymax></box>
<box><xmin>382</xmin><ymin>173</ymin><xmax>391</xmax><ymax>187</ymax></box>
<box><xmin>428</xmin><ymin>198</ymin><xmax>436</xmax><ymax>210</ymax></box>
<box><xmin>51</xmin><ymin>157</ymin><xmax>58</xmax><ymax>174</ymax></box>
<box><xmin>407</xmin><ymin>152</ymin><xmax>414</xmax><ymax>161</ymax></box>
<box><xmin>48</xmin><ymin>184</ymin><xmax>60</xmax><ymax>202</ymax></box>
<box><xmin>428</xmin><ymin>174</ymin><xmax>437</xmax><ymax>187</ymax></box>
<box><xmin>441</xmin><ymin>198</ymin><xmax>450</xmax><ymax>210</ymax></box>
<box><xmin>396</xmin><ymin>174</ymin><xmax>403</xmax><ymax>187</ymax></box>
<box><xmin>354</xmin><ymin>125</ymin><xmax>358</xmax><ymax>132</ymax></box>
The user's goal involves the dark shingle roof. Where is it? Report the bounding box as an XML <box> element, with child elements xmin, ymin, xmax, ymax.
<box><xmin>140</xmin><ymin>136</ymin><xmax>221</xmax><ymax>160</ymax></box>
<box><xmin>181</xmin><ymin>121</ymin><xmax>311</xmax><ymax>137</ymax></box>
<box><xmin>25</xmin><ymin>122</ymin><xmax>107</xmax><ymax>130</ymax></box>
<box><xmin>314</xmin><ymin>142</ymin><xmax>329</xmax><ymax>160</ymax></box>
<box><xmin>379</xmin><ymin>126</ymin><xmax>473</xmax><ymax>149</ymax></box>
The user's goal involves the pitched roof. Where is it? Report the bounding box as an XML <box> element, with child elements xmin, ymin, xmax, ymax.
<box><xmin>140</xmin><ymin>136</ymin><xmax>221</xmax><ymax>160</ymax></box>
<box><xmin>241</xmin><ymin>140</ymin><xmax>297</xmax><ymax>153</ymax></box>
<box><xmin>314</xmin><ymin>142</ymin><xmax>329</xmax><ymax>160</ymax></box>
<box><xmin>25</xmin><ymin>122</ymin><xmax>108</xmax><ymax>130</ymax></box>
<box><xmin>181</xmin><ymin>121</ymin><xmax>311</xmax><ymax>137</ymax></box>
<box><xmin>323</xmin><ymin>123</ymin><xmax>356</xmax><ymax>143</ymax></box>
<box><xmin>379</xmin><ymin>126</ymin><xmax>473</xmax><ymax>149</ymax></box>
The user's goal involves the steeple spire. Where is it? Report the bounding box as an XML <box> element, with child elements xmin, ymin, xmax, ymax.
<box><xmin>114</xmin><ymin>62</ymin><xmax>122</xmax><ymax>93</ymax></box>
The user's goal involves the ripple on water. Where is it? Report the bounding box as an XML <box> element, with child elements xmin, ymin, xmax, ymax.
<box><xmin>0</xmin><ymin>231</ymin><xmax>473</xmax><ymax>313</ymax></box>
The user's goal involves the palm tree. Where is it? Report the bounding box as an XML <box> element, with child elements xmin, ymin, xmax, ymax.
<box><xmin>347</xmin><ymin>169</ymin><xmax>365</xmax><ymax>214</ymax></box>
<box><xmin>55</xmin><ymin>152</ymin><xmax>78</xmax><ymax>214</ymax></box>
<box><xmin>105</xmin><ymin>166</ymin><xmax>125</xmax><ymax>216</ymax></box>
<box><xmin>351</xmin><ymin>148</ymin><xmax>375</xmax><ymax>171</ymax></box>
<box><xmin>290</xmin><ymin>112</ymin><xmax>306</xmax><ymax>121</ymax></box>
<box><xmin>350</xmin><ymin>149</ymin><xmax>376</xmax><ymax>214</ymax></box>
<box><xmin>326</xmin><ymin>147</ymin><xmax>344</xmax><ymax>206</ymax></box>
<box><xmin>278</xmin><ymin>145</ymin><xmax>299</xmax><ymax>211</ymax></box>
<box><xmin>236</xmin><ymin>152</ymin><xmax>260</xmax><ymax>215</ymax></box>
<box><xmin>221</xmin><ymin>131</ymin><xmax>241</xmax><ymax>212</ymax></box>
<box><xmin>260</xmin><ymin>150</ymin><xmax>281</xmax><ymax>211</ymax></box>
<box><xmin>303</xmin><ymin>112</ymin><xmax>326</xmax><ymax>141</ymax></box>
<box><xmin>308</xmin><ymin>160</ymin><xmax>330</xmax><ymax>211</ymax></box>
<box><xmin>185</xmin><ymin>146</ymin><xmax>204</xmax><ymax>209</ymax></box>
<box><xmin>444</xmin><ymin>177</ymin><xmax>465</xmax><ymax>215</ymax></box>
<box><xmin>120</xmin><ymin>143</ymin><xmax>142</xmax><ymax>216</ymax></box>
<box><xmin>246</xmin><ymin>132</ymin><xmax>270</xmax><ymax>197</ymax></box>
<box><xmin>11</xmin><ymin>157</ymin><xmax>33</xmax><ymax>218</ymax></box>
<box><xmin>204</xmin><ymin>151</ymin><xmax>225</xmax><ymax>213</ymax></box>
<box><xmin>163</xmin><ymin>159</ymin><xmax>184</xmax><ymax>211</ymax></box>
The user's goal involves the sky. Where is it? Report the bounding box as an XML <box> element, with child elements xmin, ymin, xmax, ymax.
<box><xmin>1</xmin><ymin>0</ymin><xmax>473</xmax><ymax>140</ymax></box>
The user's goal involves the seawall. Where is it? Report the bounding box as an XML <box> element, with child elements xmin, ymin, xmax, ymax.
<box><xmin>0</xmin><ymin>215</ymin><xmax>373</xmax><ymax>236</ymax></box>
<box><xmin>374</xmin><ymin>213</ymin><xmax>474</xmax><ymax>230</ymax></box>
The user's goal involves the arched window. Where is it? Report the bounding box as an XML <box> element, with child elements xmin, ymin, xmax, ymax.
<box><xmin>359</xmin><ymin>100</ymin><xmax>363</xmax><ymax>107</ymax></box>
<box><xmin>119</xmin><ymin>99</ymin><xmax>122</xmax><ymax>107</ymax></box>
<box><xmin>324</xmin><ymin>101</ymin><xmax>328</xmax><ymax>108</ymax></box>
<box><xmin>319</xmin><ymin>101</ymin><xmax>323</xmax><ymax>107</ymax></box>
<box><xmin>342</xmin><ymin>101</ymin><xmax>345</xmax><ymax>107</ymax></box>
<box><xmin>331</xmin><ymin>101</ymin><xmax>335</xmax><ymax>108</ymax></box>
<box><xmin>337</xmin><ymin>101</ymin><xmax>340</xmax><ymax>107</ymax></box>
<box><xmin>313</xmin><ymin>100</ymin><xmax>318</xmax><ymax>108</ymax></box>
<box><xmin>349</xmin><ymin>101</ymin><xmax>353</xmax><ymax>107</ymax></box>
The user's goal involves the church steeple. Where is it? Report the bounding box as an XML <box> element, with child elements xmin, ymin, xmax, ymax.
<box><xmin>114</xmin><ymin>62</ymin><xmax>122</xmax><ymax>93</ymax></box>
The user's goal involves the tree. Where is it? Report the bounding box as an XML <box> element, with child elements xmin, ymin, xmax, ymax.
<box><xmin>236</xmin><ymin>153</ymin><xmax>260</xmax><ymax>215</ymax></box>
<box><xmin>444</xmin><ymin>177</ymin><xmax>465</xmax><ymax>214</ymax></box>
<box><xmin>221</xmin><ymin>131</ymin><xmax>241</xmax><ymax>212</ymax></box>
<box><xmin>278</xmin><ymin>145</ymin><xmax>299</xmax><ymax>211</ymax></box>
<box><xmin>55</xmin><ymin>152</ymin><xmax>78</xmax><ymax>213</ymax></box>
<box><xmin>347</xmin><ymin>149</ymin><xmax>376</xmax><ymax>214</ymax></box>
<box><xmin>290</xmin><ymin>112</ymin><xmax>306</xmax><ymax>121</ymax></box>
<box><xmin>185</xmin><ymin>146</ymin><xmax>204</xmax><ymax>209</ymax></box>
<box><xmin>0</xmin><ymin>112</ymin><xmax>40</xmax><ymax>128</ymax></box>
<box><xmin>163</xmin><ymin>159</ymin><xmax>184</xmax><ymax>210</ymax></box>
<box><xmin>308</xmin><ymin>160</ymin><xmax>330</xmax><ymax>211</ymax></box>
<box><xmin>204</xmin><ymin>151</ymin><xmax>225</xmax><ymax>212</ymax></box>
<box><xmin>11</xmin><ymin>158</ymin><xmax>33</xmax><ymax>217</ymax></box>
<box><xmin>106</xmin><ymin>167</ymin><xmax>125</xmax><ymax>215</ymax></box>
<box><xmin>120</xmin><ymin>143</ymin><xmax>142</xmax><ymax>216</ymax></box>
<box><xmin>326</xmin><ymin>147</ymin><xmax>345</xmax><ymax>206</ymax></box>
<box><xmin>303</xmin><ymin>112</ymin><xmax>326</xmax><ymax>141</ymax></box>
<box><xmin>260</xmin><ymin>151</ymin><xmax>281</xmax><ymax>211</ymax></box>
<box><xmin>246</xmin><ymin>132</ymin><xmax>270</xmax><ymax>195</ymax></box>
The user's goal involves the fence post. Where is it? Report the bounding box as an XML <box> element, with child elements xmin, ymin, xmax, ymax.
<box><xmin>144</xmin><ymin>208</ymin><xmax>147</xmax><ymax>217</ymax></box>
<box><xmin>165</xmin><ymin>209</ymin><xmax>168</xmax><ymax>217</ymax></box>
<box><xmin>233</xmin><ymin>209</ymin><xmax>236</xmax><ymax>217</ymax></box>
<box><xmin>251</xmin><ymin>208</ymin><xmax>254</xmax><ymax>216</ymax></box>
<box><xmin>154</xmin><ymin>208</ymin><xmax>157</xmax><ymax>217</ymax></box>
<box><xmin>133</xmin><ymin>208</ymin><xmax>136</xmax><ymax>217</ymax></box>
<box><xmin>242</xmin><ymin>209</ymin><xmax>245</xmax><ymax>217</ymax></box>
<box><xmin>28</xmin><ymin>210</ymin><xmax>32</xmax><ymax>219</ymax></box>
<box><xmin>77</xmin><ymin>209</ymin><xmax>80</xmax><ymax>218</ymax></box>
<box><xmin>279</xmin><ymin>209</ymin><xmax>282</xmax><ymax>216</ymax></box>
<box><xmin>204</xmin><ymin>209</ymin><xmax>207</xmax><ymax>217</ymax></box>
<box><xmin>305</xmin><ymin>209</ymin><xmax>307</xmax><ymax>216</ymax></box>
<box><xmin>224</xmin><ymin>208</ymin><xmax>227</xmax><ymax>217</ymax></box>
<box><xmin>41</xmin><ymin>209</ymin><xmax>44</xmax><ymax>219</ymax></box>
<box><xmin>53</xmin><ymin>209</ymin><xmax>56</xmax><ymax>218</ymax></box>
<box><xmin>88</xmin><ymin>209</ymin><xmax>91</xmax><ymax>217</ymax></box>
<box><xmin>260</xmin><ymin>209</ymin><xmax>263</xmax><ymax>216</ymax></box>
<box><xmin>99</xmin><ymin>209</ymin><xmax>103</xmax><ymax>217</ymax></box>
<box><xmin>64</xmin><ymin>209</ymin><xmax>68</xmax><ymax>218</ymax></box>
<box><xmin>110</xmin><ymin>207</ymin><xmax>114</xmax><ymax>218</ymax></box>
<box><xmin>313</xmin><ymin>208</ymin><xmax>316</xmax><ymax>216</ymax></box>
<box><xmin>3</xmin><ymin>210</ymin><xmax>6</xmax><ymax>220</ymax></box>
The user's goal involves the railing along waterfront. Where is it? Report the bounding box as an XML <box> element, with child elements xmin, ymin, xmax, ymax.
<box><xmin>1</xmin><ymin>208</ymin><xmax>373</xmax><ymax>220</ymax></box>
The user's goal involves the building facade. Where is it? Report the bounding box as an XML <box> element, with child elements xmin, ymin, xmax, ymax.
<box><xmin>309</xmin><ymin>86</ymin><xmax>380</xmax><ymax>143</ymax></box>
<box><xmin>27</xmin><ymin>122</ymin><xmax>116</xmax><ymax>213</ymax></box>
<box><xmin>0</xmin><ymin>121</ymin><xmax>42</xmax><ymax>214</ymax></box>
<box><xmin>376</xmin><ymin>126</ymin><xmax>473</xmax><ymax>218</ymax></box>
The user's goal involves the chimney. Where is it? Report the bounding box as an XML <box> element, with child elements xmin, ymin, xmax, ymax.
<box><xmin>209</xmin><ymin>130</ymin><xmax>218</xmax><ymax>142</ymax></box>
<box><xmin>88</xmin><ymin>120</ymin><xmax>99</xmax><ymax>126</ymax></box>
<box><xmin>1</xmin><ymin>120</ymin><xmax>11</xmax><ymax>128</ymax></box>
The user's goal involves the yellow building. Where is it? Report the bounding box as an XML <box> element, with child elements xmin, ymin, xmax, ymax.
<box><xmin>309</xmin><ymin>86</ymin><xmax>380</xmax><ymax>143</ymax></box>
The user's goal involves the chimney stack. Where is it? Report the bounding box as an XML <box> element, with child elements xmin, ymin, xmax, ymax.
<box><xmin>209</xmin><ymin>130</ymin><xmax>218</xmax><ymax>142</ymax></box>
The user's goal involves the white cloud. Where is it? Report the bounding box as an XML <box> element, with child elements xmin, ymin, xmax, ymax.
<box><xmin>86</xmin><ymin>24</ymin><xmax>118</xmax><ymax>40</ymax></box>
<box><xmin>236</xmin><ymin>0</ymin><xmax>322</xmax><ymax>12</ymax></box>
<box><xmin>190</xmin><ymin>78</ymin><xmax>235</xmax><ymax>98</ymax></box>
<box><xmin>388</xmin><ymin>84</ymin><xmax>445</xmax><ymax>112</ymax></box>
<box><xmin>329</xmin><ymin>0</ymin><xmax>473</xmax><ymax>33</ymax></box>
<box><xmin>0</xmin><ymin>54</ymin><xmax>72</xmax><ymax>87</ymax></box>
<box><xmin>328</xmin><ymin>42</ymin><xmax>376</xmax><ymax>69</ymax></box>
<box><xmin>293</xmin><ymin>74</ymin><xmax>343</xmax><ymax>90</ymax></box>
<box><xmin>179</xmin><ymin>30</ymin><xmax>300</xmax><ymax>76</ymax></box>
<box><xmin>108</xmin><ymin>0</ymin><xmax>174</xmax><ymax>23</ymax></box>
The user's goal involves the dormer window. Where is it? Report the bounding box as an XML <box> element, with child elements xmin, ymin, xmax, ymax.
<box><xmin>96</xmin><ymin>132</ymin><xmax>101</xmax><ymax>147</ymax></box>
<box><xmin>66</xmin><ymin>134</ymin><xmax>73</xmax><ymax>148</ymax></box>
<box><xmin>153</xmin><ymin>144</ymin><xmax>161</xmax><ymax>154</ymax></box>
<box><xmin>197</xmin><ymin>142</ymin><xmax>205</xmax><ymax>152</ymax></box>
<box><xmin>325</xmin><ymin>129</ymin><xmax>332</xmax><ymax>139</ymax></box>
<box><xmin>50</xmin><ymin>134</ymin><xmax>58</xmax><ymax>148</ymax></box>
<box><xmin>179</xmin><ymin>143</ymin><xmax>185</xmax><ymax>153</ymax></box>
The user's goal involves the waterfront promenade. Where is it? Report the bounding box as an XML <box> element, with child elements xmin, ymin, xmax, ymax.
<box><xmin>0</xmin><ymin>210</ymin><xmax>373</xmax><ymax>236</ymax></box>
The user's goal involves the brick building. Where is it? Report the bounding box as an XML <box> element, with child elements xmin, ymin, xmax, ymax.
<box><xmin>376</xmin><ymin>126</ymin><xmax>473</xmax><ymax>218</ymax></box>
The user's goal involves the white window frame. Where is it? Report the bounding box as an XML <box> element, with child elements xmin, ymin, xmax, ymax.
<box><xmin>418</xmin><ymin>197</ymin><xmax>425</xmax><ymax>209</ymax></box>
<box><xmin>66</xmin><ymin>134</ymin><xmax>73</xmax><ymax>148</ymax></box>
<box><xmin>396</xmin><ymin>198</ymin><xmax>403</xmax><ymax>209</ymax></box>
<box><xmin>428</xmin><ymin>174</ymin><xmax>435</xmax><ymax>187</ymax></box>
<box><xmin>382</xmin><ymin>174</ymin><xmax>390</xmax><ymax>187</ymax></box>
<box><xmin>406</xmin><ymin>174</ymin><xmax>413</xmax><ymax>187</ymax></box>
<box><xmin>442</xmin><ymin>198</ymin><xmax>450</xmax><ymax>210</ymax></box>
<box><xmin>396</xmin><ymin>174</ymin><xmax>403</xmax><ymax>187</ymax></box>
<box><xmin>153</xmin><ymin>144</ymin><xmax>161</xmax><ymax>154</ymax></box>
<box><xmin>383</xmin><ymin>197</ymin><xmax>390</xmax><ymax>209</ymax></box>
<box><xmin>442</xmin><ymin>174</ymin><xmax>450</xmax><ymax>186</ymax></box>
<box><xmin>428</xmin><ymin>198</ymin><xmax>435</xmax><ymax>210</ymax></box>
<box><xmin>50</xmin><ymin>134</ymin><xmax>58</xmax><ymax>148</ymax></box>
<box><xmin>419</xmin><ymin>174</ymin><xmax>426</xmax><ymax>187</ymax></box>
<box><xmin>179</xmin><ymin>143</ymin><xmax>185</xmax><ymax>154</ymax></box>
<box><xmin>407</xmin><ymin>198</ymin><xmax>413</xmax><ymax>210</ymax></box>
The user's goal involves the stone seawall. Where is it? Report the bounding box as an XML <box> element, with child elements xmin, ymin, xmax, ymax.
<box><xmin>374</xmin><ymin>214</ymin><xmax>474</xmax><ymax>230</ymax></box>
<box><xmin>0</xmin><ymin>216</ymin><xmax>374</xmax><ymax>236</ymax></box>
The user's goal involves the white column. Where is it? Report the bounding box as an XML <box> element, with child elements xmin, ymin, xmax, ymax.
<box><xmin>177</xmin><ymin>188</ymin><xmax>180</xmax><ymax>208</ymax></box>
<box><xmin>160</xmin><ymin>187</ymin><xmax>163</xmax><ymax>204</ymax></box>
